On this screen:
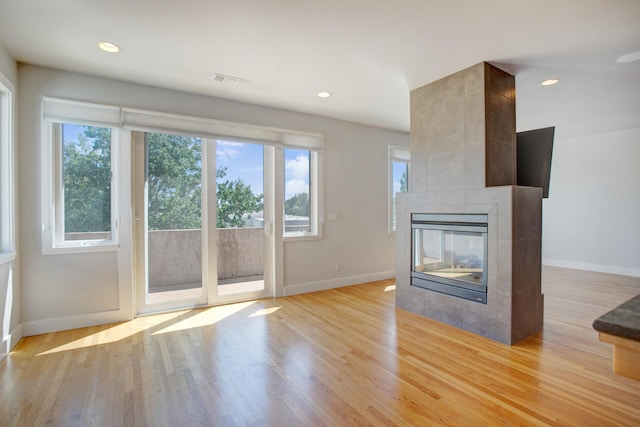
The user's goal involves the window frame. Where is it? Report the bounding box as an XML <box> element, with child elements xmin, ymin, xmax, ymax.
<box><xmin>0</xmin><ymin>72</ymin><xmax>15</xmax><ymax>262</ymax></box>
<box><xmin>42</xmin><ymin>121</ymin><xmax>120</xmax><ymax>254</ymax></box>
<box><xmin>389</xmin><ymin>145</ymin><xmax>410</xmax><ymax>234</ymax></box>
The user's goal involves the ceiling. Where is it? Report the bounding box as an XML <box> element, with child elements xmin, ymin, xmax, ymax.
<box><xmin>1</xmin><ymin>0</ymin><xmax>639</xmax><ymax>138</ymax></box>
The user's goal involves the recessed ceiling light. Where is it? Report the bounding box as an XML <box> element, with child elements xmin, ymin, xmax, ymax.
<box><xmin>540</xmin><ymin>78</ymin><xmax>559</xmax><ymax>86</ymax></box>
<box><xmin>98</xmin><ymin>41</ymin><xmax>120</xmax><ymax>53</ymax></box>
<box><xmin>317</xmin><ymin>91</ymin><xmax>331</xmax><ymax>98</ymax></box>
<box><xmin>616</xmin><ymin>50</ymin><xmax>640</xmax><ymax>63</ymax></box>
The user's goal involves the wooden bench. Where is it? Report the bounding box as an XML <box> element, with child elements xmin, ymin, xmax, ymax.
<box><xmin>593</xmin><ymin>294</ymin><xmax>640</xmax><ymax>381</ymax></box>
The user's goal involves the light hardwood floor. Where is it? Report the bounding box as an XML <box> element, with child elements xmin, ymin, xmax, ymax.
<box><xmin>1</xmin><ymin>266</ymin><xmax>640</xmax><ymax>426</ymax></box>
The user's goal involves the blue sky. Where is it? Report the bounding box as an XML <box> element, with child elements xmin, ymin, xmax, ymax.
<box><xmin>216</xmin><ymin>140</ymin><xmax>309</xmax><ymax>200</ymax></box>
<box><xmin>62</xmin><ymin>123</ymin><xmax>96</xmax><ymax>149</ymax></box>
<box><xmin>392</xmin><ymin>160</ymin><xmax>408</xmax><ymax>196</ymax></box>
<box><xmin>63</xmin><ymin>123</ymin><xmax>85</xmax><ymax>139</ymax></box>
<box><xmin>216</xmin><ymin>140</ymin><xmax>264</xmax><ymax>195</ymax></box>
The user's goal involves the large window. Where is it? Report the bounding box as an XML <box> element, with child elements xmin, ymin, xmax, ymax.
<box><xmin>284</xmin><ymin>147</ymin><xmax>321</xmax><ymax>238</ymax></box>
<box><xmin>389</xmin><ymin>145</ymin><xmax>410</xmax><ymax>233</ymax></box>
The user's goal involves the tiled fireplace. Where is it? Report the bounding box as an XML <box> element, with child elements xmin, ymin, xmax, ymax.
<box><xmin>396</xmin><ymin>62</ymin><xmax>543</xmax><ymax>345</ymax></box>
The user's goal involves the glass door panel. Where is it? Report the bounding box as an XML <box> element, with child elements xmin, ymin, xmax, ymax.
<box><xmin>215</xmin><ymin>140</ymin><xmax>267</xmax><ymax>297</ymax></box>
<box><xmin>137</xmin><ymin>132</ymin><xmax>207</xmax><ymax>311</ymax></box>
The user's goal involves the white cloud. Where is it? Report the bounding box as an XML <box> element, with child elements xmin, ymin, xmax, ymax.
<box><xmin>216</xmin><ymin>140</ymin><xmax>243</xmax><ymax>164</ymax></box>
<box><xmin>286</xmin><ymin>179</ymin><xmax>308</xmax><ymax>197</ymax></box>
<box><xmin>285</xmin><ymin>154</ymin><xmax>309</xmax><ymax>199</ymax></box>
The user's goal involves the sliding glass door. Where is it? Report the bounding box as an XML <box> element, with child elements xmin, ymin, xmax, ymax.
<box><xmin>134</xmin><ymin>133</ymin><xmax>273</xmax><ymax>314</ymax></box>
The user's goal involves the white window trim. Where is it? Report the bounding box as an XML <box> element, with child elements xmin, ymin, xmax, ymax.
<box><xmin>42</xmin><ymin>121</ymin><xmax>120</xmax><ymax>254</ymax></box>
<box><xmin>0</xmin><ymin>72</ymin><xmax>15</xmax><ymax>256</ymax></box>
<box><xmin>389</xmin><ymin>145</ymin><xmax>410</xmax><ymax>234</ymax></box>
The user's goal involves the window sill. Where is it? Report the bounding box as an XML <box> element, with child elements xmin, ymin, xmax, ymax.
<box><xmin>0</xmin><ymin>251</ymin><xmax>17</xmax><ymax>265</ymax></box>
<box><xmin>283</xmin><ymin>234</ymin><xmax>323</xmax><ymax>242</ymax></box>
<box><xmin>43</xmin><ymin>242</ymin><xmax>119</xmax><ymax>255</ymax></box>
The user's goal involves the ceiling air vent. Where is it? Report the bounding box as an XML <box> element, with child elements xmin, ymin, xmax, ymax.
<box><xmin>211</xmin><ymin>73</ymin><xmax>249</xmax><ymax>88</ymax></box>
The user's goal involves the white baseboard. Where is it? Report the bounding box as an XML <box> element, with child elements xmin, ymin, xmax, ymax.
<box><xmin>0</xmin><ymin>323</ymin><xmax>23</xmax><ymax>362</ymax></box>
<box><xmin>22</xmin><ymin>309</ymin><xmax>131</xmax><ymax>337</ymax></box>
<box><xmin>283</xmin><ymin>270</ymin><xmax>395</xmax><ymax>296</ymax></box>
<box><xmin>543</xmin><ymin>258</ymin><xmax>640</xmax><ymax>278</ymax></box>
<box><xmin>16</xmin><ymin>272</ymin><xmax>398</xmax><ymax>337</ymax></box>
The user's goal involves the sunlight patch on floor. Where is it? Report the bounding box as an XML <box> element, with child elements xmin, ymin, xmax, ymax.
<box><xmin>152</xmin><ymin>300</ymin><xmax>257</xmax><ymax>335</ymax></box>
<box><xmin>35</xmin><ymin>314</ymin><xmax>184</xmax><ymax>356</ymax></box>
<box><xmin>248</xmin><ymin>306</ymin><xmax>281</xmax><ymax>317</ymax></box>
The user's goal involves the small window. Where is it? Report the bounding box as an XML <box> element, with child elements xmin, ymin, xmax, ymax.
<box><xmin>284</xmin><ymin>148</ymin><xmax>321</xmax><ymax>237</ymax></box>
<box><xmin>45</xmin><ymin>122</ymin><xmax>118</xmax><ymax>251</ymax></box>
<box><xmin>389</xmin><ymin>145</ymin><xmax>410</xmax><ymax>233</ymax></box>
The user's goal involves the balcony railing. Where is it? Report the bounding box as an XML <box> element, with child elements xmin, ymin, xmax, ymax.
<box><xmin>66</xmin><ymin>228</ymin><xmax>264</xmax><ymax>293</ymax></box>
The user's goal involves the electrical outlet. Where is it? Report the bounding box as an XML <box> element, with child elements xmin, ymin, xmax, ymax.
<box><xmin>335</xmin><ymin>262</ymin><xmax>341</xmax><ymax>272</ymax></box>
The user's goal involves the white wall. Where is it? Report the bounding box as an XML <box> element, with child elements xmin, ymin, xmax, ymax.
<box><xmin>542</xmin><ymin>126</ymin><xmax>640</xmax><ymax>277</ymax></box>
<box><xmin>0</xmin><ymin>44</ymin><xmax>16</xmax><ymax>83</ymax></box>
<box><xmin>0</xmin><ymin>42</ymin><xmax>20</xmax><ymax>358</ymax></box>
<box><xmin>283</xmin><ymin>119</ymin><xmax>401</xmax><ymax>294</ymax></box>
<box><xmin>18</xmin><ymin>64</ymin><xmax>409</xmax><ymax>333</ymax></box>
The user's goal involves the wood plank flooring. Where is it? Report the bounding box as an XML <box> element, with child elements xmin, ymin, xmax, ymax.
<box><xmin>1</xmin><ymin>266</ymin><xmax>640</xmax><ymax>426</ymax></box>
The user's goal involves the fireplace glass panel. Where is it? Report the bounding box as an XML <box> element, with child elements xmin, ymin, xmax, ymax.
<box><xmin>410</xmin><ymin>213</ymin><xmax>488</xmax><ymax>303</ymax></box>
<box><xmin>413</xmin><ymin>229</ymin><xmax>485</xmax><ymax>286</ymax></box>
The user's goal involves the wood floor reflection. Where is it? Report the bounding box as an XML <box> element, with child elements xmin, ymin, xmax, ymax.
<box><xmin>1</xmin><ymin>266</ymin><xmax>639</xmax><ymax>426</ymax></box>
